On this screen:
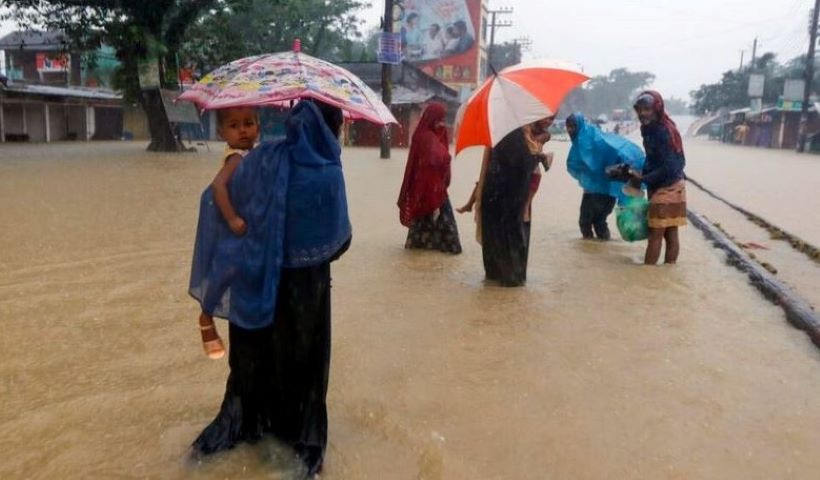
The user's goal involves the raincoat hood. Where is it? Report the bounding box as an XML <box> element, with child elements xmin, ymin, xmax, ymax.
<box><xmin>566</xmin><ymin>112</ymin><xmax>587</xmax><ymax>141</ymax></box>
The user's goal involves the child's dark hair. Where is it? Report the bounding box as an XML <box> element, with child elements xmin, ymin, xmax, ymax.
<box><xmin>216</xmin><ymin>107</ymin><xmax>258</xmax><ymax>127</ymax></box>
<box><xmin>215</xmin><ymin>109</ymin><xmax>231</xmax><ymax>126</ymax></box>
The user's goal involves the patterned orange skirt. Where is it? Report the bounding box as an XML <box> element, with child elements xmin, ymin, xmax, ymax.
<box><xmin>648</xmin><ymin>179</ymin><xmax>687</xmax><ymax>229</ymax></box>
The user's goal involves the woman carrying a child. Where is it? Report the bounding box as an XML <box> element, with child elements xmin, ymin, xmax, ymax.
<box><xmin>188</xmin><ymin>99</ymin><xmax>351</xmax><ymax>477</ymax></box>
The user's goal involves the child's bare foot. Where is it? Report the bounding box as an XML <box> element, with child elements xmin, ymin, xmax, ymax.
<box><xmin>456</xmin><ymin>203</ymin><xmax>473</xmax><ymax>214</ymax></box>
<box><xmin>199</xmin><ymin>313</ymin><xmax>225</xmax><ymax>359</ymax></box>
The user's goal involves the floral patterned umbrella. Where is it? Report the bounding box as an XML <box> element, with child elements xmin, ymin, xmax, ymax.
<box><xmin>178</xmin><ymin>42</ymin><xmax>397</xmax><ymax>125</ymax></box>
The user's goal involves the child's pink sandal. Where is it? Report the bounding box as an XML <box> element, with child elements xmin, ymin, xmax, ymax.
<box><xmin>200</xmin><ymin>324</ymin><xmax>226</xmax><ymax>359</ymax></box>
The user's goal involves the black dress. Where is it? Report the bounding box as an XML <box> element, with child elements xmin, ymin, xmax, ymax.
<box><xmin>480</xmin><ymin>129</ymin><xmax>539</xmax><ymax>287</ymax></box>
<box><xmin>193</xmin><ymin>240</ymin><xmax>350</xmax><ymax>476</ymax></box>
<box><xmin>405</xmin><ymin>198</ymin><xmax>462</xmax><ymax>254</ymax></box>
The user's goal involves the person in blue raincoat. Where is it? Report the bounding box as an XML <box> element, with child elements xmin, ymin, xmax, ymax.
<box><xmin>565</xmin><ymin>113</ymin><xmax>645</xmax><ymax>240</ymax></box>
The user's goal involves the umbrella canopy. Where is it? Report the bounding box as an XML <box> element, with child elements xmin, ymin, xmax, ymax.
<box><xmin>455</xmin><ymin>59</ymin><xmax>589</xmax><ymax>154</ymax></box>
<box><xmin>178</xmin><ymin>46</ymin><xmax>397</xmax><ymax>126</ymax></box>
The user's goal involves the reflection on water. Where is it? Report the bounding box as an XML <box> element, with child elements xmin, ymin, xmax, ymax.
<box><xmin>2</xmin><ymin>141</ymin><xmax>820</xmax><ymax>479</ymax></box>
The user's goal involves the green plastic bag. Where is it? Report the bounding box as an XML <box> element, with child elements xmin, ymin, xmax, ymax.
<box><xmin>616</xmin><ymin>195</ymin><xmax>649</xmax><ymax>242</ymax></box>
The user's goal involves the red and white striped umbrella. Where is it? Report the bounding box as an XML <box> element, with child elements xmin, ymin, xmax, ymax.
<box><xmin>455</xmin><ymin>59</ymin><xmax>589</xmax><ymax>154</ymax></box>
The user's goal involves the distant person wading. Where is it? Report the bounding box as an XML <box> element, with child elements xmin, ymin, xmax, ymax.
<box><xmin>397</xmin><ymin>103</ymin><xmax>462</xmax><ymax>254</ymax></box>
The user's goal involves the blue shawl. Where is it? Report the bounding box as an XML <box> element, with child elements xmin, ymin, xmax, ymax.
<box><xmin>566</xmin><ymin>113</ymin><xmax>645</xmax><ymax>200</ymax></box>
<box><xmin>189</xmin><ymin>101</ymin><xmax>352</xmax><ymax>330</ymax></box>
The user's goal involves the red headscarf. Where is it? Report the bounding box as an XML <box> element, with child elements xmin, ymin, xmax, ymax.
<box><xmin>635</xmin><ymin>90</ymin><xmax>683</xmax><ymax>153</ymax></box>
<box><xmin>397</xmin><ymin>103</ymin><xmax>452</xmax><ymax>227</ymax></box>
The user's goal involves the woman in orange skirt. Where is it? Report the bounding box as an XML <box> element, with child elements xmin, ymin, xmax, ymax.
<box><xmin>630</xmin><ymin>91</ymin><xmax>687</xmax><ymax>265</ymax></box>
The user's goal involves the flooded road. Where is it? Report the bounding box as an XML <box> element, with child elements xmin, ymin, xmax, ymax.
<box><xmin>684</xmin><ymin>138</ymin><xmax>820</xmax><ymax>246</ymax></box>
<box><xmin>682</xmin><ymin>137</ymin><xmax>820</xmax><ymax>309</ymax></box>
<box><xmin>2</xmin><ymin>141</ymin><xmax>820</xmax><ymax>479</ymax></box>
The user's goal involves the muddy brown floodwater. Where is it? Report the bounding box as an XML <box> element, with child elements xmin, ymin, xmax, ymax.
<box><xmin>683</xmin><ymin>137</ymin><xmax>820</xmax><ymax>309</ymax></box>
<box><xmin>2</xmin><ymin>141</ymin><xmax>820</xmax><ymax>479</ymax></box>
<box><xmin>683</xmin><ymin>138</ymin><xmax>820</xmax><ymax>246</ymax></box>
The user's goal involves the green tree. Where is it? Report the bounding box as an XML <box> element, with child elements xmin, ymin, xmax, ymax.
<box><xmin>664</xmin><ymin>96</ymin><xmax>690</xmax><ymax>115</ymax></box>
<box><xmin>3</xmin><ymin>0</ymin><xmax>218</xmax><ymax>151</ymax></box>
<box><xmin>691</xmin><ymin>70</ymin><xmax>751</xmax><ymax>115</ymax></box>
<box><xmin>179</xmin><ymin>0</ymin><xmax>369</xmax><ymax>72</ymax></box>
<box><xmin>689</xmin><ymin>52</ymin><xmax>820</xmax><ymax>115</ymax></box>
<box><xmin>776</xmin><ymin>54</ymin><xmax>820</xmax><ymax>98</ymax></box>
<box><xmin>488</xmin><ymin>41</ymin><xmax>522</xmax><ymax>72</ymax></box>
<box><xmin>563</xmin><ymin>68</ymin><xmax>655</xmax><ymax>118</ymax></box>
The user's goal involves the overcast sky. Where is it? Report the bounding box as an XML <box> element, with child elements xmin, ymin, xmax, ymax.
<box><xmin>0</xmin><ymin>1</ymin><xmax>811</xmax><ymax>102</ymax></box>
<box><xmin>361</xmin><ymin>0</ymin><xmax>812</xmax><ymax>101</ymax></box>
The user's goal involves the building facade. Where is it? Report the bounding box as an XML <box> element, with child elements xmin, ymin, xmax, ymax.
<box><xmin>337</xmin><ymin>61</ymin><xmax>460</xmax><ymax>147</ymax></box>
<box><xmin>0</xmin><ymin>30</ymin><xmax>123</xmax><ymax>142</ymax></box>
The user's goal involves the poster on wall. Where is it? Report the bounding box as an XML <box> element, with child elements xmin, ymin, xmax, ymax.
<box><xmin>378</xmin><ymin>32</ymin><xmax>403</xmax><ymax>65</ymax></box>
<box><xmin>747</xmin><ymin>73</ymin><xmax>764</xmax><ymax>98</ymax></box>
<box><xmin>35</xmin><ymin>53</ymin><xmax>70</xmax><ymax>73</ymax></box>
<box><xmin>178</xmin><ymin>68</ymin><xmax>195</xmax><ymax>86</ymax></box>
<box><xmin>783</xmin><ymin>79</ymin><xmax>805</xmax><ymax>102</ymax></box>
<box><xmin>160</xmin><ymin>89</ymin><xmax>201</xmax><ymax>125</ymax></box>
<box><xmin>395</xmin><ymin>0</ymin><xmax>481</xmax><ymax>86</ymax></box>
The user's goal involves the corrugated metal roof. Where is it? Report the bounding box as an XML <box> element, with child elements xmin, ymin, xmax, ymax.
<box><xmin>747</xmin><ymin>107</ymin><xmax>778</xmax><ymax>116</ymax></box>
<box><xmin>336</xmin><ymin>61</ymin><xmax>458</xmax><ymax>100</ymax></box>
<box><xmin>387</xmin><ymin>85</ymin><xmax>435</xmax><ymax>105</ymax></box>
<box><xmin>2</xmin><ymin>83</ymin><xmax>121</xmax><ymax>100</ymax></box>
<box><xmin>0</xmin><ymin>31</ymin><xmax>67</xmax><ymax>51</ymax></box>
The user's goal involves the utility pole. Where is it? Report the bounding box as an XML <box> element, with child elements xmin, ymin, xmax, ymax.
<box><xmin>380</xmin><ymin>0</ymin><xmax>394</xmax><ymax>159</ymax></box>
<box><xmin>797</xmin><ymin>0</ymin><xmax>820</xmax><ymax>153</ymax></box>
<box><xmin>739</xmin><ymin>50</ymin><xmax>745</xmax><ymax>73</ymax></box>
<box><xmin>512</xmin><ymin>37</ymin><xmax>532</xmax><ymax>65</ymax></box>
<box><xmin>487</xmin><ymin>7</ymin><xmax>513</xmax><ymax>72</ymax></box>
<box><xmin>751</xmin><ymin>37</ymin><xmax>758</xmax><ymax>70</ymax></box>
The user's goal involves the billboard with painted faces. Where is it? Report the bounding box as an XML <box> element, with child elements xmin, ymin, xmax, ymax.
<box><xmin>36</xmin><ymin>53</ymin><xmax>71</xmax><ymax>73</ymax></box>
<box><xmin>396</xmin><ymin>0</ymin><xmax>482</xmax><ymax>87</ymax></box>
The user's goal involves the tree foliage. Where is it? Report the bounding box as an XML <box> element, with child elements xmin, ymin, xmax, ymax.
<box><xmin>663</xmin><ymin>96</ymin><xmax>689</xmax><ymax>115</ymax></box>
<box><xmin>488</xmin><ymin>41</ymin><xmax>522</xmax><ymax>72</ymax></box>
<box><xmin>689</xmin><ymin>52</ymin><xmax>820</xmax><ymax>115</ymax></box>
<box><xmin>2</xmin><ymin>0</ymin><xmax>371</xmax><ymax>150</ymax></box>
<box><xmin>563</xmin><ymin>68</ymin><xmax>655</xmax><ymax>118</ymax></box>
<box><xmin>179</xmin><ymin>0</ymin><xmax>370</xmax><ymax>73</ymax></box>
<box><xmin>2</xmin><ymin>0</ymin><xmax>218</xmax><ymax>151</ymax></box>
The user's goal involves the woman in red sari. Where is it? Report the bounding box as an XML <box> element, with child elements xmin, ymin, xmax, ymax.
<box><xmin>397</xmin><ymin>103</ymin><xmax>462</xmax><ymax>254</ymax></box>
